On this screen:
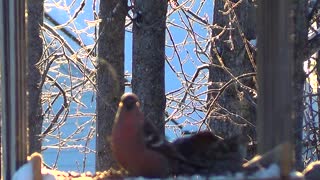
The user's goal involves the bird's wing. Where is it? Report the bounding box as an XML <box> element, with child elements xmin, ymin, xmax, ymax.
<box><xmin>143</xmin><ymin>120</ymin><xmax>207</xmax><ymax>168</ymax></box>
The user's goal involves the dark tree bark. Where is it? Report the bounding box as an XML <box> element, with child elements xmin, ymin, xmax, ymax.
<box><xmin>27</xmin><ymin>0</ymin><xmax>44</xmax><ymax>154</ymax></box>
<box><xmin>292</xmin><ymin>0</ymin><xmax>308</xmax><ymax>171</ymax></box>
<box><xmin>132</xmin><ymin>0</ymin><xmax>168</xmax><ymax>132</ymax></box>
<box><xmin>208</xmin><ymin>0</ymin><xmax>257</xmax><ymax>157</ymax></box>
<box><xmin>96</xmin><ymin>0</ymin><xmax>126</xmax><ymax>171</ymax></box>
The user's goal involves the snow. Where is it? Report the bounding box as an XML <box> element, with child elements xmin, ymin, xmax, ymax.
<box><xmin>12</xmin><ymin>161</ymin><xmax>34</xmax><ymax>180</ymax></box>
<box><xmin>12</xmin><ymin>161</ymin><xmax>304</xmax><ymax>180</ymax></box>
<box><xmin>251</xmin><ymin>164</ymin><xmax>280</xmax><ymax>178</ymax></box>
<box><xmin>248</xmin><ymin>164</ymin><xmax>304</xmax><ymax>180</ymax></box>
<box><xmin>12</xmin><ymin>160</ymin><xmax>56</xmax><ymax>180</ymax></box>
<box><xmin>43</xmin><ymin>173</ymin><xmax>57</xmax><ymax>180</ymax></box>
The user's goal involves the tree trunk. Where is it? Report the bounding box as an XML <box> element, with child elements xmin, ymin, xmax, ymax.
<box><xmin>27</xmin><ymin>0</ymin><xmax>44</xmax><ymax>155</ymax></box>
<box><xmin>132</xmin><ymin>0</ymin><xmax>168</xmax><ymax>132</ymax></box>
<box><xmin>292</xmin><ymin>0</ymin><xmax>308</xmax><ymax>171</ymax></box>
<box><xmin>96</xmin><ymin>0</ymin><xmax>126</xmax><ymax>171</ymax></box>
<box><xmin>208</xmin><ymin>0</ymin><xmax>257</xmax><ymax>157</ymax></box>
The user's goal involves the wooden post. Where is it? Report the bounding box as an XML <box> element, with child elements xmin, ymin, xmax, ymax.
<box><xmin>0</xmin><ymin>0</ymin><xmax>28</xmax><ymax>179</ymax></box>
<box><xmin>257</xmin><ymin>0</ymin><xmax>294</xmax><ymax>177</ymax></box>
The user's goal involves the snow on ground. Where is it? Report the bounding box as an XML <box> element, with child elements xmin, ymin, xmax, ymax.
<box><xmin>12</xmin><ymin>153</ymin><xmax>305</xmax><ymax>180</ymax></box>
<box><xmin>12</xmin><ymin>161</ymin><xmax>305</xmax><ymax>180</ymax></box>
<box><xmin>12</xmin><ymin>160</ymin><xmax>56</xmax><ymax>180</ymax></box>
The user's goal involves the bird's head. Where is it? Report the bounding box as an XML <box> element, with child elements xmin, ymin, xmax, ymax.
<box><xmin>119</xmin><ymin>93</ymin><xmax>140</xmax><ymax>111</ymax></box>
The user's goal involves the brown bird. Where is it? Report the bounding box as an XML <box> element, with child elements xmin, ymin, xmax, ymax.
<box><xmin>173</xmin><ymin>131</ymin><xmax>246</xmax><ymax>174</ymax></box>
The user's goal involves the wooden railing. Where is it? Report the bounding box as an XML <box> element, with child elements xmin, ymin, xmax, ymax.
<box><xmin>257</xmin><ymin>0</ymin><xmax>294</xmax><ymax>178</ymax></box>
<box><xmin>0</xmin><ymin>1</ymin><xmax>28</xmax><ymax>179</ymax></box>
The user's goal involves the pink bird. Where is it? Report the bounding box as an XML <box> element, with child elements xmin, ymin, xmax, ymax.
<box><xmin>111</xmin><ymin>93</ymin><xmax>171</xmax><ymax>177</ymax></box>
<box><xmin>111</xmin><ymin>92</ymin><xmax>245</xmax><ymax>177</ymax></box>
